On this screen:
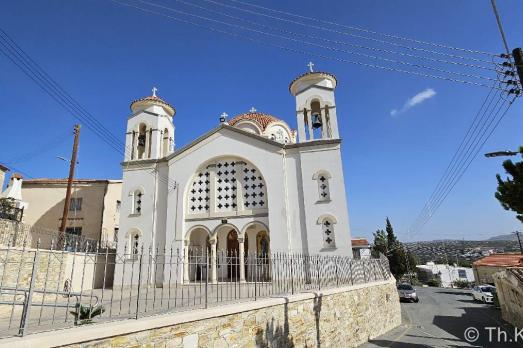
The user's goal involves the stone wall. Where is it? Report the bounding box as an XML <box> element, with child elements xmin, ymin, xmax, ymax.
<box><xmin>494</xmin><ymin>268</ymin><xmax>523</xmax><ymax>328</ymax></box>
<box><xmin>4</xmin><ymin>279</ymin><xmax>401</xmax><ymax>348</ymax></box>
<box><xmin>0</xmin><ymin>247</ymin><xmax>97</xmax><ymax>293</ymax></box>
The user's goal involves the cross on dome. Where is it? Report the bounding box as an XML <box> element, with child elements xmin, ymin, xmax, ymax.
<box><xmin>249</xmin><ymin>107</ymin><xmax>257</xmax><ymax>112</ymax></box>
<box><xmin>307</xmin><ymin>61</ymin><xmax>314</xmax><ymax>72</ymax></box>
<box><xmin>152</xmin><ymin>87</ymin><xmax>158</xmax><ymax>97</ymax></box>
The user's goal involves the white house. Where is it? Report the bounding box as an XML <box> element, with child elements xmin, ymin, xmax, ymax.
<box><xmin>115</xmin><ymin>66</ymin><xmax>353</xmax><ymax>284</ymax></box>
<box><xmin>416</xmin><ymin>262</ymin><xmax>475</xmax><ymax>287</ymax></box>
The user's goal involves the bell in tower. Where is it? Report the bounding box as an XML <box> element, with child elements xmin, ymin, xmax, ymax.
<box><xmin>289</xmin><ymin>62</ymin><xmax>340</xmax><ymax>142</ymax></box>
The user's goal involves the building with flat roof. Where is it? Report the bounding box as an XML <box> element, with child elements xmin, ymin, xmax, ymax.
<box><xmin>21</xmin><ymin>178</ymin><xmax>122</xmax><ymax>246</ymax></box>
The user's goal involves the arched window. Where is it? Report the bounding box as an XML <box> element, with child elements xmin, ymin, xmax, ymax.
<box><xmin>131</xmin><ymin>189</ymin><xmax>143</xmax><ymax>215</ymax></box>
<box><xmin>317</xmin><ymin>215</ymin><xmax>337</xmax><ymax>249</ymax></box>
<box><xmin>137</xmin><ymin>123</ymin><xmax>147</xmax><ymax>159</ymax></box>
<box><xmin>127</xmin><ymin>229</ymin><xmax>142</xmax><ymax>259</ymax></box>
<box><xmin>313</xmin><ymin>171</ymin><xmax>331</xmax><ymax>202</ymax></box>
<box><xmin>321</xmin><ymin>217</ymin><xmax>336</xmax><ymax>249</ymax></box>
<box><xmin>186</xmin><ymin>157</ymin><xmax>268</xmax><ymax>217</ymax></box>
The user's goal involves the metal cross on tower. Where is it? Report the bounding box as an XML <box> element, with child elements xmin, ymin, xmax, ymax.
<box><xmin>307</xmin><ymin>61</ymin><xmax>314</xmax><ymax>72</ymax></box>
<box><xmin>152</xmin><ymin>87</ymin><xmax>158</xmax><ymax>97</ymax></box>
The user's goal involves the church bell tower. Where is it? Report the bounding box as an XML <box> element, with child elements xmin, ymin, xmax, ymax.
<box><xmin>125</xmin><ymin>88</ymin><xmax>176</xmax><ymax>161</ymax></box>
<box><xmin>289</xmin><ymin>62</ymin><xmax>340</xmax><ymax>143</ymax></box>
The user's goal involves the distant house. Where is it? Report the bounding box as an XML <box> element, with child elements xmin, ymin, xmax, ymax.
<box><xmin>473</xmin><ymin>254</ymin><xmax>523</xmax><ymax>285</ymax></box>
<box><xmin>416</xmin><ymin>262</ymin><xmax>475</xmax><ymax>287</ymax></box>
<box><xmin>21</xmin><ymin>178</ymin><xmax>122</xmax><ymax>247</ymax></box>
<box><xmin>352</xmin><ymin>238</ymin><xmax>371</xmax><ymax>259</ymax></box>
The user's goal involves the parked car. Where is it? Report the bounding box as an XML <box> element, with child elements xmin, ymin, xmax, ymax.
<box><xmin>471</xmin><ymin>285</ymin><xmax>496</xmax><ymax>304</ymax></box>
<box><xmin>397</xmin><ymin>283</ymin><xmax>419</xmax><ymax>303</ymax></box>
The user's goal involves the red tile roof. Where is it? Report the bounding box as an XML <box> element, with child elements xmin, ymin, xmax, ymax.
<box><xmin>352</xmin><ymin>238</ymin><xmax>370</xmax><ymax>248</ymax></box>
<box><xmin>473</xmin><ymin>253</ymin><xmax>523</xmax><ymax>267</ymax></box>
<box><xmin>228</xmin><ymin>112</ymin><xmax>281</xmax><ymax>131</ymax></box>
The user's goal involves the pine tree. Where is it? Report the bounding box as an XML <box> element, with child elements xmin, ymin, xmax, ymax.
<box><xmin>495</xmin><ymin>149</ymin><xmax>523</xmax><ymax>223</ymax></box>
<box><xmin>372</xmin><ymin>217</ymin><xmax>410</xmax><ymax>280</ymax></box>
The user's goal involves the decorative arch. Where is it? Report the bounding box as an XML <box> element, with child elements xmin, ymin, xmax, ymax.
<box><xmin>234</xmin><ymin>120</ymin><xmax>263</xmax><ymax>135</ymax></box>
<box><xmin>185</xmin><ymin>225</ymin><xmax>212</xmax><ymax>241</ymax></box>
<box><xmin>186</xmin><ymin>156</ymin><xmax>268</xmax><ymax>218</ymax></box>
<box><xmin>316</xmin><ymin>214</ymin><xmax>338</xmax><ymax>225</ymax></box>
<box><xmin>240</xmin><ymin>221</ymin><xmax>270</xmax><ymax>237</ymax></box>
<box><xmin>212</xmin><ymin>223</ymin><xmax>241</xmax><ymax>239</ymax></box>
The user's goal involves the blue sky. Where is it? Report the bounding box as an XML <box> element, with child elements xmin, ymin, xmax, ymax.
<box><xmin>1</xmin><ymin>0</ymin><xmax>522</xmax><ymax>242</ymax></box>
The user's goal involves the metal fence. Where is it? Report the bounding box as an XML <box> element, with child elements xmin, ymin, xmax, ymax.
<box><xmin>0</xmin><ymin>241</ymin><xmax>391</xmax><ymax>338</ymax></box>
<box><xmin>0</xmin><ymin>218</ymin><xmax>116</xmax><ymax>251</ymax></box>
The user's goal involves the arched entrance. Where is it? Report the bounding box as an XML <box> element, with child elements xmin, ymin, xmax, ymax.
<box><xmin>186</xmin><ymin>227</ymin><xmax>210</xmax><ymax>282</ymax></box>
<box><xmin>227</xmin><ymin>230</ymin><xmax>239</xmax><ymax>279</ymax></box>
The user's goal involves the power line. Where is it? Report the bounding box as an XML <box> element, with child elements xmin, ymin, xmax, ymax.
<box><xmin>225</xmin><ymin>0</ymin><xmax>499</xmax><ymax>57</ymax></box>
<box><xmin>133</xmin><ymin>0</ymin><xmax>499</xmax><ymax>83</ymax></box>
<box><xmin>206</xmin><ymin>0</ymin><xmax>500</xmax><ymax>63</ymax></box>
<box><xmin>0</xmin><ymin>27</ymin><xmax>178</xmax><ymax>190</ymax></box>
<box><xmin>111</xmin><ymin>0</ymin><xmax>508</xmax><ymax>90</ymax></box>
<box><xmin>172</xmin><ymin>0</ymin><xmax>500</xmax><ymax>73</ymax></box>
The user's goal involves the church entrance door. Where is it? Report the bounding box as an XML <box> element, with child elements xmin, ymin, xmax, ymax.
<box><xmin>226</xmin><ymin>230</ymin><xmax>239</xmax><ymax>280</ymax></box>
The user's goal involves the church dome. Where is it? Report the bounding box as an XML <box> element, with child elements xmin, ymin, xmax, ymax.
<box><xmin>130</xmin><ymin>89</ymin><xmax>176</xmax><ymax>117</ymax></box>
<box><xmin>289</xmin><ymin>71</ymin><xmax>337</xmax><ymax>96</ymax></box>
<box><xmin>228</xmin><ymin>111</ymin><xmax>281</xmax><ymax>131</ymax></box>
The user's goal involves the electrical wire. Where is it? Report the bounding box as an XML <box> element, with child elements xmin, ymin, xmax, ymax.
<box><xmin>111</xmin><ymin>0</ymin><xmax>508</xmax><ymax>90</ymax></box>
<box><xmin>225</xmin><ymin>0</ymin><xmax>500</xmax><ymax>57</ymax></box>
<box><xmin>205</xmin><ymin>0</ymin><xmax>500</xmax><ymax>64</ymax></box>
<box><xmin>133</xmin><ymin>0</ymin><xmax>499</xmax><ymax>83</ymax></box>
<box><xmin>172</xmin><ymin>0</ymin><xmax>500</xmax><ymax>73</ymax></box>
<box><xmin>0</xmin><ymin>28</ymin><xmax>178</xmax><ymax>190</ymax></box>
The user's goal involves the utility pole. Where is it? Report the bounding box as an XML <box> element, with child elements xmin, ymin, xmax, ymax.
<box><xmin>513</xmin><ymin>231</ymin><xmax>523</xmax><ymax>255</ymax></box>
<box><xmin>59</xmin><ymin>124</ymin><xmax>81</xmax><ymax>236</ymax></box>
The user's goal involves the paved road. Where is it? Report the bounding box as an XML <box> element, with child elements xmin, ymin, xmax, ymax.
<box><xmin>361</xmin><ymin>286</ymin><xmax>523</xmax><ymax>348</ymax></box>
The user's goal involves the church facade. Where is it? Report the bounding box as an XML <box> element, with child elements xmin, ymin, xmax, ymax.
<box><xmin>116</xmin><ymin>67</ymin><xmax>353</xmax><ymax>284</ymax></box>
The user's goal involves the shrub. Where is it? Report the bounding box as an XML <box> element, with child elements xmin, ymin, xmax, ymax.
<box><xmin>426</xmin><ymin>278</ymin><xmax>442</xmax><ymax>287</ymax></box>
<box><xmin>453</xmin><ymin>279</ymin><xmax>470</xmax><ymax>289</ymax></box>
<box><xmin>70</xmin><ymin>303</ymin><xmax>105</xmax><ymax>325</ymax></box>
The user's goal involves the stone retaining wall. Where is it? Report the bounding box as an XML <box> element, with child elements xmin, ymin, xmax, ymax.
<box><xmin>2</xmin><ymin>279</ymin><xmax>401</xmax><ymax>348</ymax></box>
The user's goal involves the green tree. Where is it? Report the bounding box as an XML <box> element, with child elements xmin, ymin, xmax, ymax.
<box><xmin>372</xmin><ymin>218</ymin><xmax>413</xmax><ymax>280</ymax></box>
<box><xmin>495</xmin><ymin>148</ymin><xmax>523</xmax><ymax>223</ymax></box>
<box><xmin>372</xmin><ymin>229</ymin><xmax>387</xmax><ymax>255</ymax></box>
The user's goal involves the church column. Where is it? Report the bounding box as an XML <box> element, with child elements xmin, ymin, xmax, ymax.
<box><xmin>210</xmin><ymin>239</ymin><xmax>217</xmax><ymax>284</ymax></box>
<box><xmin>238</xmin><ymin>237</ymin><xmax>246</xmax><ymax>283</ymax></box>
<box><xmin>132</xmin><ymin>130</ymin><xmax>138</xmax><ymax>160</ymax></box>
<box><xmin>307</xmin><ymin>112</ymin><xmax>314</xmax><ymax>141</ymax></box>
<box><xmin>235</xmin><ymin>161</ymin><xmax>245</xmax><ymax>212</ymax></box>
<box><xmin>320</xmin><ymin>108</ymin><xmax>328</xmax><ymax>139</ymax></box>
<box><xmin>183</xmin><ymin>240</ymin><xmax>189</xmax><ymax>283</ymax></box>
<box><xmin>297</xmin><ymin>109</ymin><xmax>307</xmax><ymax>142</ymax></box>
<box><xmin>208</xmin><ymin>163</ymin><xmax>217</xmax><ymax>217</ymax></box>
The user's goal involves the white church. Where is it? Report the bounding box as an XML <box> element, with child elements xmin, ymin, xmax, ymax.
<box><xmin>116</xmin><ymin>65</ymin><xmax>354</xmax><ymax>283</ymax></box>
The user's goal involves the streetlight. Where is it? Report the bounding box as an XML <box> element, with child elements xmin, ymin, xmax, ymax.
<box><xmin>484</xmin><ymin>150</ymin><xmax>520</xmax><ymax>158</ymax></box>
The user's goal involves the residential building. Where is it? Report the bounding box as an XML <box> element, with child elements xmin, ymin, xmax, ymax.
<box><xmin>21</xmin><ymin>179</ymin><xmax>122</xmax><ymax>245</ymax></box>
<box><xmin>352</xmin><ymin>238</ymin><xmax>371</xmax><ymax>259</ymax></box>
<box><xmin>116</xmin><ymin>66</ymin><xmax>354</xmax><ymax>285</ymax></box>
<box><xmin>416</xmin><ymin>262</ymin><xmax>475</xmax><ymax>287</ymax></box>
<box><xmin>473</xmin><ymin>253</ymin><xmax>523</xmax><ymax>284</ymax></box>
